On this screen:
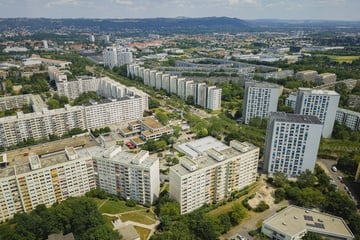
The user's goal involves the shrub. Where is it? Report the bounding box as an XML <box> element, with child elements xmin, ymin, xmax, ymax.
<box><xmin>125</xmin><ymin>199</ymin><xmax>137</xmax><ymax>207</ymax></box>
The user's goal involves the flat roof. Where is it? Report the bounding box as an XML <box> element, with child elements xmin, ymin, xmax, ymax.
<box><xmin>172</xmin><ymin>138</ymin><xmax>258</xmax><ymax>177</ymax></box>
<box><xmin>175</xmin><ymin>136</ymin><xmax>229</xmax><ymax>159</ymax></box>
<box><xmin>245</xmin><ymin>80</ymin><xmax>281</xmax><ymax>89</ymax></box>
<box><xmin>270</xmin><ymin>112</ymin><xmax>322</xmax><ymax>125</ymax></box>
<box><xmin>141</xmin><ymin>117</ymin><xmax>163</xmax><ymax>129</ymax></box>
<box><xmin>298</xmin><ymin>88</ymin><xmax>340</xmax><ymax>96</ymax></box>
<box><xmin>263</xmin><ymin>205</ymin><xmax>354</xmax><ymax>239</ymax></box>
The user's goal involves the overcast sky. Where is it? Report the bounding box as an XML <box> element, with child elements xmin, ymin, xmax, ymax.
<box><xmin>0</xmin><ymin>0</ymin><xmax>359</xmax><ymax>20</ymax></box>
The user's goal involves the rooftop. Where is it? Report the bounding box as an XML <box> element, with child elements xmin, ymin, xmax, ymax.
<box><xmin>298</xmin><ymin>87</ymin><xmax>340</xmax><ymax>96</ymax></box>
<box><xmin>270</xmin><ymin>112</ymin><xmax>323</xmax><ymax>125</ymax></box>
<box><xmin>172</xmin><ymin>138</ymin><xmax>258</xmax><ymax>176</ymax></box>
<box><xmin>263</xmin><ymin>205</ymin><xmax>354</xmax><ymax>239</ymax></box>
<box><xmin>141</xmin><ymin>117</ymin><xmax>164</xmax><ymax>129</ymax></box>
<box><xmin>175</xmin><ymin>136</ymin><xmax>229</xmax><ymax>159</ymax></box>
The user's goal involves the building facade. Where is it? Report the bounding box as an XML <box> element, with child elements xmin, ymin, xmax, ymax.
<box><xmin>170</xmin><ymin>137</ymin><xmax>259</xmax><ymax>214</ymax></box>
<box><xmin>336</xmin><ymin>108</ymin><xmax>360</xmax><ymax>131</ymax></box>
<box><xmin>0</xmin><ymin>146</ymin><xmax>159</xmax><ymax>222</ymax></box>
<box><xmin>263</xmin><ymin>112</ymin><xmax>323</xmax><ymax>177</ymax></box>
<box><xmin>103</xmin><ymin>46</ymin><xmax>133</xmax><ymax>69</ymax></box>
<box><xmin>127</xmin><ymin>63</ymin><xmax>222</xmax><ymax>110</ymax></box>
<box><xmin>242</xmin><ymin>81</ymin><xmax>282</xmax><ymax>124</ymax></box>
<box><xmin>295</xmin><ymin>88</ymin><xmax>340</xmax><ymax>138</ymax></box>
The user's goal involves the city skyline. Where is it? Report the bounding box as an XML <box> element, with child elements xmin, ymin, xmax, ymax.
<box><xmin>0</xmin><ymin>0</ymin><xmax>359</xmax><ymax>21</ymax></box>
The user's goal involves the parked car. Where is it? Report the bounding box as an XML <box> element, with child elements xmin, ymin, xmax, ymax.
<box><xmin>331</xmin><ymin>166</ymin><xmax>337</xmax><ymax>172</ymax></box>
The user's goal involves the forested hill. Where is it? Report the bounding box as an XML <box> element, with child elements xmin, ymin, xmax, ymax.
<box><xmin>0</xmin><ymin>17</ymin><xmax>249</xmax><ymax>34</ymax></box>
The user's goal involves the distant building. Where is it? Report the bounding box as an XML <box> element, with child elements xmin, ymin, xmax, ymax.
<box><xmin>261</xmin><ymin>205</ymin><xmax>354</xmax><ymax>240</ymax></box>
<box><xmin>285</xmin><ymin>93</ymin><xmax>297</xmax><ymax>111</ymax></box>
<box><xmin>128</xmin><ymin>64</ymin><xmax>222</xmax><ymax>110</ymax></box>
<box><xmin>336</xmin><ymin>108</ymin><xmax>360</xmax><ymax>131</ymax></box>
<box><xmin>89</xmin><ymin>34</ymin><xmax>95</xmax><ymax>42</ymax></box>
<box><xmin>295</xmin><ymin>70</ymin><xmax>318</xmax><ymax>82</ymax></box>
<box><xmin>170</xmin><ymin>136</ymin><xmax>259</xmax><ymax>214</ymax></box>
<box><xmin>295</xmin><ymin>88</ymin><xmax>340</xmax><ymax>138</ymax></box>
<box><xmin>316</xmin><ymin>73</ymin><xmax>336</xmax><ymax>85</ymax></box>
<box><xmin>242</xmin><ymin>81</ymin><xmax>282</xmax><ymax>124</ymax></box>
<box><xmin>263</xmin><ymin>112</ymin><xmax>323</xmax><ymax>177</ymax></box>
<box><xmin>103</xmin><ymin>46</ymin><xmax>133</xmax><ymax>69</ymax></box>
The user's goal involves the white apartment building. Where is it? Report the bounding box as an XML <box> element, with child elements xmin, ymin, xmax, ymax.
<box><xmin>0</xmin><ymin>147</ymin><xmax>96</xmax><ymax>222</ymax></box>
<box><xmin>0</xmin><ymin>145</ymin><xmax>160</xmax><ymax>222</ymax></box>
<box><xmin>263</xmin><ymin>112</ymin><xmax>323</xmax><ymax>177</ymax></box>
<box><xmin>170</xmin><ymin>137</ymin><xmax>259</xmax><ymax>214</ymax></box>
<box><xmin>242</xmin><ymin>81</ymin><xmax>282</xmax><ymax>124</ymax></box>
<box><xmin>206</xmin><ymin>86</ymin><xmax>222</xmax><ymax>111</ymax></box>
<box><xmin>0</xmin><ymin>95</ymin><xmax>32</xmax><ymax>111</ymax></box>
<box><xmin>127</xmin><ymin>64</ymin><xmax>222</xmax><ymax>110</ymax></box>
<box><xmin>89</xmin><ymin>146</ymin><xmax>159</xmax><ymax>205</ymax></box>
<box><xmin>336</xmin><ymin>108</ymin><xmax>360</xmax><ymax>131</ymax></box>
<box><xmin>295</xmin><ymin>88</ymin><xmax>340</xmax><ymax>138</ymax></box>
<box><xmin>0</xmin><ymin>105</ymin><xmax>85</xmax><ymax>147</ymax></box>
<box><xmin>0</xmin><ymin>75</ymin><xmax>148</xmax><ymax>148</ymax></box>
<box><xmin>103</xmin><ymin>46</ymin><xmax>133</xmax><ymax>69</ymax></box>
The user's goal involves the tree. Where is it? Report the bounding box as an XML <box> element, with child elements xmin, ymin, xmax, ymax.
<box><xmin>296</xmin><ymin>170</ymin><xmax>317</xmax><ymax>189</ymax></box>
<box><xmin>229</xmin><ymin>203</ymin><xmax>247</xmax><ymax>225</ymax></box>
<box><xmin>156</xmin><ymin>112</ymin><xmax>169</xmax><ymax>125</ymax></box>
<box><xmin>272</xmin><ymin>172</ymin><xmax>289</xmax><ymax>187</ymax></box>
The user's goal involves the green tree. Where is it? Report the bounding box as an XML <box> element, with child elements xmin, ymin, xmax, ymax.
<box><xmin>296</xmin><ymin>170</ymin><xmax>317</xmax><ymax>189</ymax></box>
<box><xmin>229</xmin><ymin>203</ymin><xmax>247</xmax><ymax>225</ymax></box>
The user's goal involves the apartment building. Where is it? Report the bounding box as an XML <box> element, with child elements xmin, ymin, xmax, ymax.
<box><xmin>88</xmin><ymin>146</ymin><xmax>159</xmax><ymax>205</ymax></box>
<box><xmin>295</xmin><ymin>70</ymin><xmax>318</xmax><ymax>82</ymax></box>
<box><xmin>336</xmin><ymin>108</ymin><xmax>360</xmax><ymax>131</ymax></box>
<box><xmin>0</xmin><ymin>75</ymin><xmax>148</xmax><ymax>148</ymax></box>
<box><xmin>316</xmin><ymin>73</ymin><xmax>337</xmax><ymax>85</ymax></box>
<box><xmin>242</xmin><ymin>81</ymin><xmax>282</xmax><ymax>124</ymax></box>
<box><xmin>0</xmin><ymin>145</ymin><xmax>159</xmax><ymax>222</ymax></box>
<box><xmin>0</xmin><ymin>147</ymin><xmax>96</xmax><ymax>222</ymax></box>
<box><xmin>263</xmin><ymin>112</ymin><xmax>323</xmax><ymax>177</ymax></box>
<box><xmin>127</xmin><ymin>63</ymin><xmax>222</xmax><ymax>110</ymax></box>
<box><xmin>170</xmin><ymin>137</ymin><xmax>259</xmax><ymax>214</ymax></box>
<box><xmin>295</xmin><ymin>88</ymin><xmax>340</xmax><ymax>138</ymax></box>
<box><xmin>0</xmin><ymin>105</ymin><xmax>85</xmax><ymax>147</ymax></box>
<box><xmin>0</xmin><ymin>95</ymin><xmax>32</xmax><ymax>111</ymax></box>
<box><xmin>103</xmin><ymin>46</ymin><xmax>133</xmax><ymax>69</ymax></box>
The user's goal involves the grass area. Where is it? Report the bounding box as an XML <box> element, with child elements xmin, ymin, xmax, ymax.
<box><xmin>207</xmin><ymin>182</ymin><xmax>259</xmax><ymax>217</ymax></box>
<box><xmin>120</xmin><ymin>210</ymin><xmax>156</xmax><ymax>225</ymax></box>
<box><xmin>319</xmin><ymin>138</ymin><xmax>360</xmax><ymax>157</ymax></box>
<box><xmin>99</xmin><ymin>199</ymin><xmax>142</xmax><ymax>214</ymax></box>
<box><xmin>316</xmin><ymin>54</ymin><xmax>360</xmax><ymax>63</ymax></box>
<box><xmin>94</xmin><ymin>198</ymin><xmax>107</xmax><ymax>207</ymax></box>
<box><xmin>103</xmin><ymin>215</ymin><xmax>116</xmax><ymax>230</ymax></box>
<box><xmin>134</xmin><ymin>226</ymin><xmax>151</xmax><ymax>240</ymax></box>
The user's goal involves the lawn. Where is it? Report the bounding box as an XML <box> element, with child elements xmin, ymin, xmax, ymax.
<box><xmin>134</xmin><ymin>226</ymin><xmax>151</xmax><ymax>240</ymax></box>
<box><xmin>316</xmin><ymin>54</ymin><xmax>360</xmax><ymax>63</ymax></box>
<box><xmin>120</xmin><ymin>210</ymin><xmax>156</xmax><ymax>225</ymax></box>
<box><xmin>99</xmin><ymin>200</ymin><xmax>142</xmax><ymax>214</ymax></box>
<box><xmin>103</xmin><ymin>215</ymin><xmax>116</xmax><ymax>229</ymax></box>
<box><xmin>319</xmin><ymin>138</ymin><xmax>360</xmax><ymax>158</ymax></box>
<box><xmin>94</xmin><ymin>198</ymin><xmax>107</xmax><ymax>207</ymax></box>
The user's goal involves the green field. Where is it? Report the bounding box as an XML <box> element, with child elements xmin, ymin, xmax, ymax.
<box><xmin>316</xmin><ymin>54</ymin><xmax>360</xmax><ymax>63</ymax></box>
<box><xmin>98</xmin><ymin>200</ymin><xmax>142</xmax><ymax>214</ymax></box>
<box><xmin>120</xmin><ymin>210</ymin><xmax>156</xmax><ymax>225</ymax></box>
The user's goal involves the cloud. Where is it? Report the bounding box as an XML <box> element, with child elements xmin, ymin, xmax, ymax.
<box><xmin>113</xmin><ymin>0</ymin><xmax>133</xmax><ymax>5</ymax></box>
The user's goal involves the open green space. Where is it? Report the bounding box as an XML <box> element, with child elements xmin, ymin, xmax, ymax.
<box><xmin>134</xmin><ymin>226</ymin><xmax>151</xmax><ymax>240</ymax></box>
<box><xmin>103</xmin><ymin>215</ymin><xmax>116</xmax><ymax>230</ymax></box>
<box><xmin>319</xmin><ymin>138</ymin><xmax>360</xmax><ymax>158</ymax></box>
<box><xmin>99</xmin><ymin>199</ymin><xmax>142</xmax><ymax>214</ymax></box>
<box><xmin>120</xmin><ymin>210</ymin><xmax>156</xmax><ymax>225</ymax></box>
<box><xmin>315</xmin><ymin>54</ymin><xmax>360</xmax><ymax>63</ymax></box>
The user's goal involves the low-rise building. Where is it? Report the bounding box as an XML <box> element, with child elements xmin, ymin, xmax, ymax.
<box><xmin>261</xmin><ymin>205</ymin><xmax>354</xmax><ymax>240</ymax></box>
<box><xmin>316</xmin><ymin>73</ymin><xmax>336</xmax><ymax>85</ymax></box>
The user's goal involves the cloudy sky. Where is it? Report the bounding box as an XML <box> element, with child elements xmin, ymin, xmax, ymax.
<box><xmin>0</xmin><ymin>0</ymin><xmax>358</xmax><ymax>20</ymax></box>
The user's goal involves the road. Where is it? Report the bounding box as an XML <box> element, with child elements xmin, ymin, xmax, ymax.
<box><xmin>317</xmin><ymin>158</ymin><xmax>359</xmax><ymax>206</ymax></box>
